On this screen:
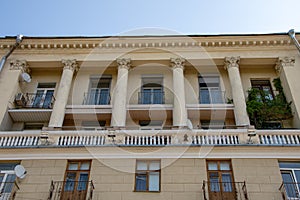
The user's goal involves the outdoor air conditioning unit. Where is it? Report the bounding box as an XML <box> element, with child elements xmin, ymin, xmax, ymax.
<box><xmin>14</xmin><ymin>93</ymin><xmax>26</xmax><ymax>107</ymax></box>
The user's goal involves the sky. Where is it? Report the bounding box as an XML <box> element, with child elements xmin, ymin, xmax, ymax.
<box><xmin>0</xmin><ymin>0</ymin><xmax>300</xmax><ymax>37</ymax></box>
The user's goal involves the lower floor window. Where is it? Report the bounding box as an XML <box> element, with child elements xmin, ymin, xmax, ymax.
<box><xmin>135</xmin><ymin>160</ymin><xmax>160</xmax><ymax>192</ymax></box>
<box><xmin>279</xmin><ymin>162</ymin><xmax>300</xmax><ymax>199</ymax></box>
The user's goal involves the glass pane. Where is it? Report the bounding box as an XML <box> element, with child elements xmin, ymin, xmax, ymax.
<box><xmin>0</xmin><ymin>163</ymin><xmax>18</xmax><ymax>170</ymax></box>
<box><xmin>210</xmin><ymin>89</ymin><xmax>224</xmax><ymax>104</ymax></box>
<box><xmin>279</xmin><ymin>162</ymin><xmax>300</xmax><ymax>169</ymax></box>
<box><xmin>42</xmin><ymin>90</ymin><xmax>54</xmax><ymax>108</ymax></box>
<box><xmin>208</xmin><ymin>162</ymin><xmax>218</xmax><ymax>170</ymax></box>
<box><xmin>142</xmin><ymin>89</ymin><xmax>151</xmax><ymax>104</ymax></box>
<box><xmin>68</xmin><ymin>163</ymin><xmax>78</xmax><ymax>170</ymax></box>
<box><xmin>209</xmin><ymin>172</ymin><xmax>220</xmax><ymax>192</ymax></box>
<box><xmin>135</xmin><ymin>174</ymin><xmax>147</xmax><ymax>191</ymax></box>
<box><xmin>3</xmin><ymin>174</ymin><xmax>16</xmax><ymax>193</ymax></box>
<box><xmin>80</xmin><ymin>162</ymin><xmax>90</xmax><ymax>170</ymax></box>
<box><xmin>99</xmin><ymin>89</ymin><xmax>109</xmax><ymax>105</ymax></box>
<box><xmin>200</xmin><ymin>89</ymin><xmax>210</xmax><ymax>104</ymax></box>
<box><xmin>33</xmin><ymin>90</ymin><xmax>44</xmax><ymax>108</ymax></box>
<box><xmin>281</xmin><ymin>171</ymin><xmax>298</xmax><ymax>198</ymax></box>
<box><xmin>0</xmin><ymin>174</ymin><xmax>4</xmax><ymax>183</ymax></box>
<box><xmin>149</xmin><ymin>162</ymin><xmax>160</xmax><ymax>170</ymax></box>
<box><xmin>262</xmin><ymin>86</ymin><xmax>273</xmax><ymax>100</ymax></box>
<box><xmin>77</xmin><ymin>172</ymin><xmax>89</xmax><ymax>191</ymax></box>
<box><xmin>149</xmin><ymin>172</ymin><xmax>159</xmax><ymax>191</ymax></box>
<box><xmin>137</xmin><ymin>161</ymin><xmax>147</xmax><ymax>170</ymax></box>
<box><xmin>221</xmin><ymin>173</ymin><xmax>233</xmax><ymax>192</ymax></box>
<box><xmin>64</xmin><ymin>172</ymin><xmax>76</xmax><ymax>191</ymax></box>
<box><xmin>220</xmin><ymin>162</ymin><xmax>230</xmax><ymax>170</ymax></box>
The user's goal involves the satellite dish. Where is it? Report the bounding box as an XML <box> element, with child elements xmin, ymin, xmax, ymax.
<box><xmin>21</xmin><ymin>72</ymin><xmax>31</xmax><ymax>83</ymax></box>
<box><xmin>187</xmin><ymin>119</ymin><xmax>193</xmax><ymax>130</ymax></box>
<box><xmin>14</xmin><ymin>165</ymin><xmax>27</xmax><ymax>179</ymax></box>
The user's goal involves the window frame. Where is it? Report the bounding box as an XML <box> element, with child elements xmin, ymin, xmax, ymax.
<box><xmin>250</xmin><ymin>79</ymin><xmax>274</xmax><ymax>101</ymax></box>
<box><xmin>134</xmin><ymin>160</ymin><xmax>161</xmax><ymax>192</ymax></box>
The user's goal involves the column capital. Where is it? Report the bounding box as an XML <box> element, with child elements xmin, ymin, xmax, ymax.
<box><xmin>10</xmin><ymin>60</ymin><xmax>30</xmax><ymax>73</ymax></box>
<box><xmin>116</xmin><ymin>58</ymin><xmax>131</xmax><ymax>70</ymax></box>
<box><xmin>275</xmin><ymin>56</ymin><xmax>295</xmax><ymax>74</ymax></box>
<box><xmin>224</xmin><ymin>56</ymin><xmax>240</xmax><ymax>70</ymax></box>
<box><xmin>170</xmin><ymin>57</ymin><xmax>185</xmax><ymax>70</ymax></box>
<box><xmin>62</xmin><ymin>59</ymin><xmax>79</xmax><ymax>72</ymax></box>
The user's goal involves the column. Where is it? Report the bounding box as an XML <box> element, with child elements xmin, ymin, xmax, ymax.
<box><xmin>275</xmin><ymin>56</ymin><xmax>300</xmax><ymax>128</ymax></box>
<box><xmin>224</xmin><ymin>56</ymin><xmax>250</xmax><ymax>126</ymax></box>
<box><xmin>48</xmin><ymin>59</ymin><xmax>78</xmax><ymax>128</ymax></box>
<box><xmin>111</xmin><ymin>58</ymin><xmax>131</xmax><ymax>128</ymax></box>
<box><xmin>171</xmin><ymin>57</ymin><xmax>188</xmax><ymax>127</ymax></box>
<box><xmin>0</xmin><ymin>60</ymin><xmax>30</xmax><ymax>130</ymax></box>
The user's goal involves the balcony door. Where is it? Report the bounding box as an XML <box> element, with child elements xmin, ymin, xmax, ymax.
<box><xmin>62</xmin><ymin>161</ymin><xmax>91</xmax><ymax>200</ymax></box>
<box><xmin>33</xmin><ymin>83</ymin><xmax>56</xmax><ymax>108</ymax></box>
<box><xmin>85</xmin><ymin>76</ymin><xmax>111</xmax><ymax>105</ymax></box>
<box><xmin>199</xmin><ymin>75</ymin><xmax>224</xmax><ymax>104</ymax></box>
<box><xmin>207</xmin><ymin>160</ymin><xmax>236</xmax><ymax>200</ymax></box>
<box><xmin>140</xmin><ymin>76</ymin><xmax>164</xmax><ymax>104</ymax></box>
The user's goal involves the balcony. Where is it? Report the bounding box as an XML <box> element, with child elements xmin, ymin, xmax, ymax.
<box><xmin>83</xmin><ymin>91</ymin><xmax>110</xmax><ymax>105</ymax></box>
<box><xmin>138</xmin><ymin>91</ymin><xmax>165</xmax><ymax>104</ymax></box>
<box><xmin>0</xmin><ymin>181</ymin><xmax>19</xmax><ymax>200</ymax></box>
<box><xmin>279</xmin><ymin>182</ymin><xmax>300</xmax><ymax>200</ymax></box>
<box><xmin>8</xmin><ymin>93</ymin><xmax>55</xmax><ymax>122</ymax></box>
<box><xmin>48</xmin><ymin>180</ymin><xmax>94</xmax><ymax>200</ymax></box>
<box><xmin>202</xmin><ymin>181</ymin><xmax>248</xmax><ymax>200</ymax></box>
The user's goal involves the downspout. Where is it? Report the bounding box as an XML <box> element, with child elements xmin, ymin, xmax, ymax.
<box><xmin>0</xmin><ymin>34</ymin><xmax>23</xmax><ymax>74</ymax></box>
<box><xmin>288</xmin><ymin>29</ymin><xmax>300</xmax><ymax>54</ymax></box>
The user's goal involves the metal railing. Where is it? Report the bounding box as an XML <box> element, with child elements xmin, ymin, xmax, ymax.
<box><xmin>48</xmin><ymin>180</ymin><xmax>94</xmax><ymax>200</ymax></box>
<box><xmin>199</xmin><ymin>90</ymin><xmax>226</xmax><ymax>104</ymax></box>
<box><xmin>202</xmin><ymin>181</ymin><xmax>248</xmax><ymax>200</ymax></box>
<box><xmin>279</xmin><ymin>182</ymin><xmax>300</xmax><ymax>200</ymax></box>
<box><xmin>14</xmin><ymin>93</ymin><xmax>55</xmax><ymax>109</ymax></box>
<box><xmin>83</xmin><ymin>91</ymin><xmax>110</xmax><ymax>105</ymax></box>
<box><xmin>0</xmin><ymin>181</ymin><xmax>19</xmax><ymax>200</ymax></box>
<box><xmin>138</xmin><ymin>91</ymin><xmax>165</xmax><ymax>104</ymax></box>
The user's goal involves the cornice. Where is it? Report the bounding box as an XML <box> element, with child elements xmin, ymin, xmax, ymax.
<box><xmin>0</xmin><ymin>37</ymin><xmax>298</xmax><ymax>51</ymax></box>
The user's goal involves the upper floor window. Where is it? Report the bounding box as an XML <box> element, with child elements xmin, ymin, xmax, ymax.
<box><xmin>32</xmin><ymin>82</ymin><xmax>56</xmax><ymax>108</ymax></box>
<box><xmin>199</xmin><ymin>75</ymin><xmax>224</xmax><ymax>104</ymax></box>
<box><xmin>0</xmin><ymin>163</ymin><xmax>18</xmax><ymax>199</ymax></box>
<box><xmin>135</xmin><ymin>160</ymin><xmax>160</xmax><ymax>192</ymax></box>
<box><xmin>139</xmin><ymin>76</ymin><xmax>164</xmax><ymax>104</ymax></box>
<box><xmin>251</xmin><ymin>80</ymin><xmax>274</xmax><ymax>101</ymax></box>
<box><xmin>279</xmin><ymin>162</ymin><xmax>300</xmax><ymax>199</ymax></box>
<box><xmin>84</xmin><ymin>75</ymin><xmax>111</xmax><ymax>105</ymax></box>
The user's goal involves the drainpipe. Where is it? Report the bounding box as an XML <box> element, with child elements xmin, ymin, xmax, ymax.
<box><xmin>0</xmin><ymin>34</ymin><xmax>23</xmax><ymax>73</ymax></box>
<box><xmin>288</xmin><ymin>29</ymin><xmax>300</xmax><ymax>54</ymax></box>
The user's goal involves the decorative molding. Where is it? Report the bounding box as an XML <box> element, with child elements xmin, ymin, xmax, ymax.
<box><xmin>9</xmin><ymin>60</ymin><xmax>30</xmax><ymax>73</ymax></box>
<box><xmin>224</xmin><ymin>56</ymin><xmax>240</xmax><ymax>70</ymax></box>
<box><xmin>116</xmin><ymin>58</ymin><xmax>131</xmax><ymax>70</ymax></box>
<box><xmin>170</xmin><ymin>57</ymin><xmax>185</xmax><ymax>70</ymax></box>
<box><xmin>62</xmin><ymin>59</ymin><xmax>79</xmax><ymax>72</ymax></box>
<box><xmin>275</xmin><ymin>56</ymin><xmax>295</xmax><ymax>74</ymax></box>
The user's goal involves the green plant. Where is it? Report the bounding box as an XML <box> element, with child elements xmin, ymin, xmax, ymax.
<box><xmin>246</xmin><ymin>78</ymin><xmax>292</xmax><ymax>128</ymax></box>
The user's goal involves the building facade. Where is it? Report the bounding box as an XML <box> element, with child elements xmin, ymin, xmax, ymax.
<box><xmin>0</xmin><ymin>33</ymin><xmax>299</xmax><ymax>200</ymax></box>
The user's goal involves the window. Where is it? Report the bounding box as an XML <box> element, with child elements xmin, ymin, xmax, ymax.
<box><xmin>33</xmin><ymin>82</ymin><xmax>56</xmax><ymax>108</ymax></box>
<box><xmin>135</xmin><ymin>160</ymin><xmax>160</xmax><ymax>192</ymax></box>
<box><xmin>62</xmin><ymin>161</ymin><xmax>91</xmax><ymax>200</ymax></box>
<box><xmin>206</xmin><ymin>160</ymin><xmax>235</xmax><ymax>200</ymax></box>
<box><xmin>251</xmin><ymin>80</ymin><xmax>274</xmax><ymax>101</ymax></box>
<box><xmin>140</xmin><ymin>76</ymin><xmax>164</xmax><ymax>104</ymax></box>
<box><xmin>199</xmin><ymin>75</ymin><xmax>224</xmax><ymax>104</ymax></box>
<box><xmin>85</xmin><ymin>75</ymin><xmax>111</xmax><ymax>105</ymax></box>
<box><xmin>279</xmin><ymin>162</ymin><xmax>300</xmax><ymax>199</ymax></box>
<box><xmin>0</xmin><ymin>163</ymin><xmax>18</xmax><ymax>199</ymax></box>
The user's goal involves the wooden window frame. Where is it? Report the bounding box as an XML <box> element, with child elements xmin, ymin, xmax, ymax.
<box><xmin>134</xmin><ymin>160</ymin><xmax>161</xmax><ymax>192</ymax></box>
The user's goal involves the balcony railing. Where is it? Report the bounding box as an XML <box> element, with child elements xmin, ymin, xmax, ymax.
<box><xmin>257</xmin><ymin>130</ymin><xmax>300</xmax><ymax>145</ymax></box>
<box><xmin>279</xmin><ymin>182</ymin><xmax>300</xmax><ymax>200</ymax></box>
<box><xmin>48</xmin><ymin>181</ymin><xmax>94</xmax><ymax>200</ymax></box>
<box><xmin>83</xmin><ymin>91</ymin><xmax>110</xmax><ymax>105</ymax></box>
<box><xmin>199</xmin><ymin>90</ymin><xmax>225</xmax><ymax>104</ymax></box>
<box><xmin>202</xmin><ymin>181</ymin><xmax>248</xmax><ymax>200</ymax></box>
<box><xmin>14</xmin><ymin>93</ymin><xmax>55</xmax><ymax>109</ymax></box>
<box><xmin>138</xmin><ymin>91</ymin><xmax>165</xmax><ymax>104</ymax></box>
<box><xmin>0</xmin><ymin>181</ymin><xmax>19</xmax><ymax>200</ymax></box>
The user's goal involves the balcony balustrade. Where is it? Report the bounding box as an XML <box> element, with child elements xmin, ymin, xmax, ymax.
<box><xmin>14</xmin><ymin>93</ymin><xmax>55</xmax><ymax>109</ymax></box>
<box><xmin>202</xmin><ymin>181</ymin><xmax>248</xmax><ymax>200</ymax></box>
<box><xmin>48</xmin><ymin>181</ymin><xmax>94</xmax><ymax>200</ymax></box>
<box><xmin>279</xmin><ymin>182</ymin><xmax>300</xmax><ymax>200</ymax></box>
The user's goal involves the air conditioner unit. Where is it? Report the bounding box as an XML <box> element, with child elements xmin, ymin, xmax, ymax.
<box><xmin>15</xmin><ymin>93</ymin><xmax>27</xmax><ymax>107</ymax></box>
